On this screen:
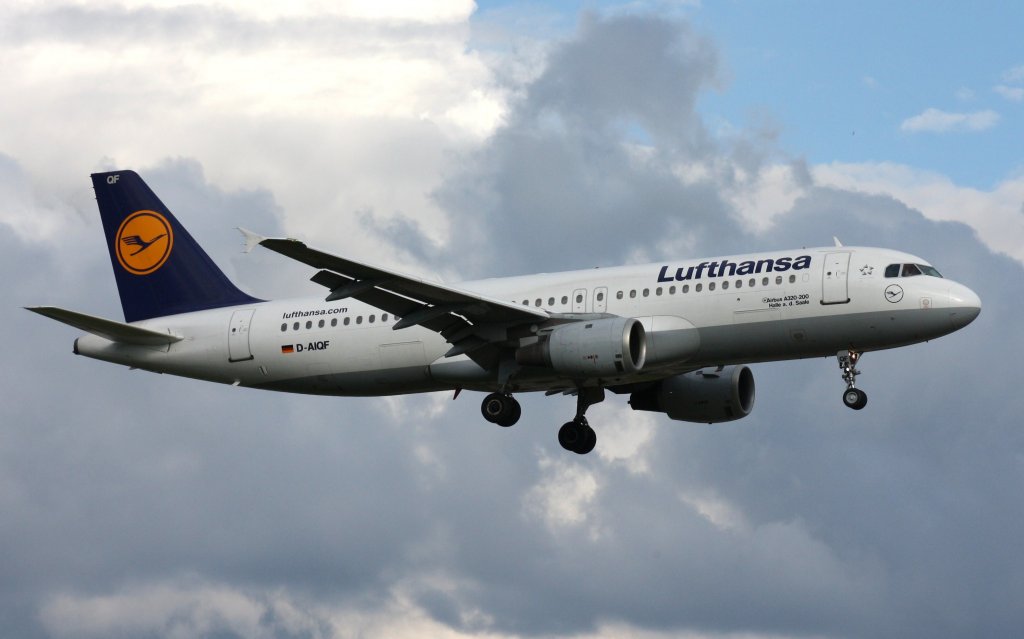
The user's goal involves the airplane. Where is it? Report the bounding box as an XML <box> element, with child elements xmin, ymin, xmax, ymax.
<box><xmin>28</xmin><ymin>170</ymin><xmax>982</xmax><ymax>454</ymax></box>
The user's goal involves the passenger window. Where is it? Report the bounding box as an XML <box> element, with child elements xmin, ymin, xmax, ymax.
<box><xmin>576</xmin><ymin>294</ymin><xmax>583</xmax><ymax>303</ymax></box>
<box><xmin>735</xmin><ymin>280</ymin><xmax>742</xmax><ymax>289</ymax></box>
<box><xmin>762</xmin><ymin>277</ymin><xmax>769</xmax><ymax>286</ymax></box>
<box><xmin>885</xmin><ymin>264</ymin><xmax>900</xmax><ymax>278</ymax></box>
<box><xmin>696</xmin><ymin>283</ymin><xmax>703</xmax><ymax>292</ymax></box>
<box><xmin>722</xmin><ymin>281</ymin><xmax>729</xmax><ymax>290</ymax></box>
<box><xmin>596</xmin><ymin>292</ymin><xmax>605</xmax><ymax>301</ymax></box>
<box><xmin>682</xmin><ymin>284</ymin><xmax>689</xmax><ymax>293</ymax></box>
<box><xmin>344</xmin><ymin>317</ymin><xmax>350</xmax><ymax>326</ymax></box>
<box><xmin>318</xmin><ymin>319</ymin><xmax>325</xmax><ymax>328</ymax></box>
<box><xmin>902</xmin><ymin>263</ymin><xmax>922</xmax><ymax>277</ymax></box>
<box><xmin>331</xmin><ymin>318</ymin><xmax>337</xmax><ymax>327</ymax></box>
<box><xmin>522</xmin><ymin>300</ymin><xmax>529</xmax><ymax>306</ymax></box>
<box><xmin>616</xmin><ymin>291</ymin><xmax>623</xmax><ymax>300</ymax></box>
<box><xmin>789</xmin><ymin>274</ymin><xmax>796</xmax><ymax>283</ymax></box>
<box><xmin>356</xmin><ymin>316</ymin><xmax>363</xmax><ymax>325</ymax></box>
<box><xmin>642</xmin><ymin>289</ymin><xmax>649</xmax><ymax>297</ymax></box>
<box><xmin>749</xmin><ymin>278</ymin><xmax>755</xmax><ymax>287</ymax></box>
<box><xmin>382</xmin><ymin>314</ymin><xmax>389</xmax><ymax>322</ymax></box>
<box><xmin>709</xmin><ymin>282</ymin><xmax>716</xmax><ymax>291</ymax></box>
<box><xmin>369</xmin><ymin>315</ymin><xmax>375</xmax><ymax>323</ymax></box>
<box><xmin>630</xmin><ymin>290</ymin><xmax>636</xmax><ymax>298</ymax></box>
<box><xmin>305</xmin><ymin>320</ymin><xmax>312</xmax><ymax>329</ymax></box>
<box><xmin>548</xmin><ymin>297</ymin><xmax>555</xmax><ymax>306</ymax></box>
<box><xmin>775</xmin><ymin>276</ymin><xmax>783</xmax><ymax>285</ymax></box>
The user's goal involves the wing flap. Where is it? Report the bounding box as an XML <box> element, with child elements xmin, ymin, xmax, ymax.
<box><xmin>26</xmin><ymin>306</ymin><xmax>183</xmax><ymax>346</ymax></box>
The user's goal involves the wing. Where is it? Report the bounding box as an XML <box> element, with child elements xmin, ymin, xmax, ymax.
<box><xmin>244</xmin><ymin>231</ymin><xmax>549</xmax><ymax>363</ymax></box>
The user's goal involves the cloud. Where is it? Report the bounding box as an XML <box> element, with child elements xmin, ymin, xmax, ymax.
<box><xmin>812</xmin><ymin>161</ymin><xmax>1024</xmax><ymax>264</ymax></box>
<box><xmin>429</xmin><ymin>14</ymin><xmax>749</xmax><ymax>277</ymax></box>
<box><xmin>1002</xmin><ymin>64</ymin><xmax>1024</xmax><ymax>83</ymax></box>
<box><xmin>954</xmin><ymin>86</ymin><xmax>975</xmax><ymax>101</ymax></box>
<box><xmin>899</xmin><ymin>108</ymin><xmax>999</xmax><ymax>133</ymax></box>
<box><xmin>0</xmin><ymin>0</ymin><xmax>500</xmax><ymax>277</ymax></box>
<box><xmin>993</xmin><ymin>84</ymin><xmax>1024</xmax><ymax>101</ymax></box>
<box><xmin>4</xmin><ymin>7</ymin><xmax>1024</xmax><ymax>639</ymax></box>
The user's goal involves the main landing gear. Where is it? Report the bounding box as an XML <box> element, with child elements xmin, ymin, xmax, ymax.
<box><xmin>478</xmin><ymin>387</ymin><xmax>603</xmax><ymax>455</ymax></box>
<box><xmin>481</xmin><ymin>392</ymin><xmax>521</xmax><ymax>427</ymax></box>
<box><xmin>557</xmin><ymin>388</ymin><xmax>603</xmax><ymax>455</ymax></box>
<box><xmin>837</xmin><ymin>349</ymin><xmax>868</xmax><ymax>410</ymax></box>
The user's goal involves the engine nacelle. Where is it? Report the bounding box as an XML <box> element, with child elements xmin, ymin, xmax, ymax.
<box><xmin>629</xmin><ymin>365</ymin><xmax>755</xmax><ymax>423</ymax></box>
<box><xmin>516</xmin><ymin>317</ymin><xmax>646</xmax><ymax>378</ymax></box>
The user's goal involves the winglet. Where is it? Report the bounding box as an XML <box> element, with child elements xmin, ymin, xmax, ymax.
<box><xmin>833</xmin><ymin>236</ymin><xmax>844</xmax><ymax>247</ymax></box>
<box><xmin>237</xmin><ymin>227</ymin><xmax>268</xmax><ymax>254</ymax></box>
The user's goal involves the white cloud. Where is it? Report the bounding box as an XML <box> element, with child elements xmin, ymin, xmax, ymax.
<box><xmin>0</xmin><ymin>0</ymin><xmax>508</xmax><ymax>272</ymax></box>
<box><xmin>1002</xmin><ymin>64</ymin><xmax>1024</xmax><ymax>83</ymax></box>
<box><xmin>522</xmin><ymin>454</ymin><xmax>602</xmax><ymax>535</ymax></box>
<box><xmin>813</xmin><ymin>161</ymin><xmax>1024</xmax><ymax>264</ymax></box>
<box><xmin>955</xmin><ymin>87</ymin><xmax>976</xmax><ymax>101</ymax></box>
<box><xmin>994</xmin><ymin>84</ymin><xmax>1024</xmax><ymax>102</ymax></box>
<box><xmin>899</xmin><ymin>108</ymin><xmax>999</xmax><ymax>133</ymax></box>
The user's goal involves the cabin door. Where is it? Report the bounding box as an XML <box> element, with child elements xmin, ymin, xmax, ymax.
<box><xmin>228</xmin><ymin>309</ymin><xmax>256</xmax><ymax>362</ymax></box>
<box><xmin>822</xmin><ymin>253</ymin><xmax>851</xmax><ymax>304</ymax></box>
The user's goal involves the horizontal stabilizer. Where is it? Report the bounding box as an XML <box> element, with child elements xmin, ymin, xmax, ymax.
<box><xmin>25</xmin><ymin>306</ymin><xmax>183</xmax><ymax>346</ymax></box>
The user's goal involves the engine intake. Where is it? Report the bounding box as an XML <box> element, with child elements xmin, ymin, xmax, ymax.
<box><xmin>629</xmin><ymin>365</ymin><xmax>755</xmax><ymax>423</ymax></box>
<box><xmin>516</xmin><ymin>317</ymin><xmax>646</xmax><ymax>378</ymax></box>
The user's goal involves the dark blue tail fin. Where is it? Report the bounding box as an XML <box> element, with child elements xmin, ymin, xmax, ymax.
<box><xmin>92</xmin><ymin>170</ymin><xmax>261</xmax><ymax>322</ymax></box>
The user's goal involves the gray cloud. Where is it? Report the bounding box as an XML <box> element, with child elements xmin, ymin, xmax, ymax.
<box><xmin>2</xmin><ymin>10</ymin><xmax>1022</xmax><ymax>639</ymax></box>
<box><xmin>423</xmin><ymin>14</ymin><xmax>749</xmax><ymax>277</ymax></box>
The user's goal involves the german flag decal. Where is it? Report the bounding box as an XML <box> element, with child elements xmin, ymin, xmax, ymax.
<box><xmin>281</xmin><ymin>345</ymin><xmax>294</xmax><ymax>354</ymax></box>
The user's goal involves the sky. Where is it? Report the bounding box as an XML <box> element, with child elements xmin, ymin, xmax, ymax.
<box><xmin>1</xmin><ymin>1</ymin><xmax>1023</xmax><ymax>638</ymax></box>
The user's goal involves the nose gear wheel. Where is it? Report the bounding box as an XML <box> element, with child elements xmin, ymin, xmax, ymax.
<box><xmin>837</xmin><ymin>350</ymin><xmax>868</xmax><ymax>410</ymax></box>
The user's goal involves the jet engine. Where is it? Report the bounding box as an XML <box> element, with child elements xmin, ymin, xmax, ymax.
<box><xmin>516</xmin><ymin>317</ymin><xmax>646</xmax><ymax>378</ymax></box>
<box><xmin>629</xmin><ymin>365</ymin><xmax>755</xmax><ymax>423</ymax></box>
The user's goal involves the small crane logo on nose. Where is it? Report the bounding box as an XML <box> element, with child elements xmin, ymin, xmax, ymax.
<box><xmin>884</xmin><ymin>284</ymin><xmax>904</xmax><ymax>303</ymax></box>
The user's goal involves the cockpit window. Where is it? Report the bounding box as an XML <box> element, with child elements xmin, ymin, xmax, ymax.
<box><xmin>886</xmin><ymin>263</ymin><xmax>943</xmax><ymax>278</ymax></box>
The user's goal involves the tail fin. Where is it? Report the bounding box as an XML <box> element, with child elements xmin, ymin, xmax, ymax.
<box><xmin>92</xmin><ymin>170</ymin><xmax>261</xmax><ymax>322</ymax></box>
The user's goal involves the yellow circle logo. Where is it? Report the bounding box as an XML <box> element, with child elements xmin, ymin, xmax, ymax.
<box><xmin>115</xmin><ymin>210</ymin><xmax>174</xmax><ymax>275</ymax></box>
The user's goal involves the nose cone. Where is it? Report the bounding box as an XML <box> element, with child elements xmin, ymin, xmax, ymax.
<box><xmin>948</xmin><ymin>283</ymin><xmax>981</xmax><ymax>329</ymax></box>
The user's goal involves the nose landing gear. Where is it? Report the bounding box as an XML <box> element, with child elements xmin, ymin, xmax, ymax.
<box><xmin>837</xmin><ymin>350</ymin><xmax>868</xmax><ymax>410</ymax></box>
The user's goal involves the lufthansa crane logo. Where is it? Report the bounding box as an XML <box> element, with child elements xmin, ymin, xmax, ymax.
<box><xmin>115</xmin><ymin>210</ymin><xmax>173</xmax><ymax>275</ymax></box>
<box><xmin>884</xmin><ymin>284</ymin><xmax>904</xmax><ymax>303</ymax></box>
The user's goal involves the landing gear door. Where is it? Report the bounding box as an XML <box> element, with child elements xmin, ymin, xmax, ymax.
<box><xmin>228</xmin><ymin>309</ymin><xmax>256</xmax><ymax>362</ymax></box>
<box><xmin>822</xmin><ymin>252</ymin><xmax>851</xmax><ymax>305</ymax></box>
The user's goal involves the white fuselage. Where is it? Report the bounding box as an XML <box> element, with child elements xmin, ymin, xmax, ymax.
<box><xmin>73</xmin><ymin>246</ymin><xmax>980</xmax><ymax>396</ymax></box>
